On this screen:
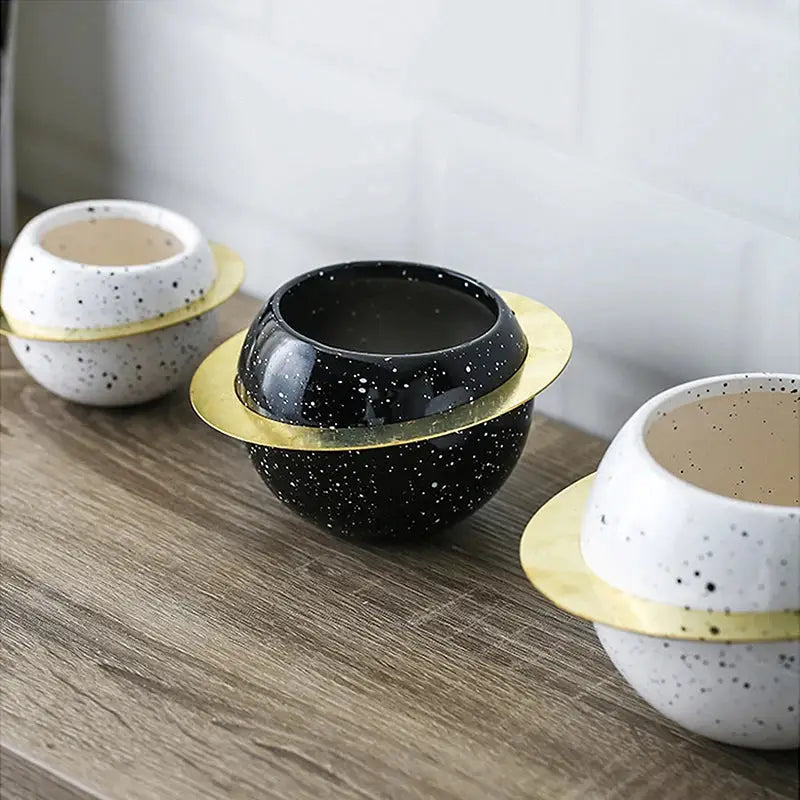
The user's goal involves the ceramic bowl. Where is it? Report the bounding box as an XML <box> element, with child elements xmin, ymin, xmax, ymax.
<box><xmin>243</xmin><ymin>261</ymin><xmax>530</xmax><ymax>541</ymax></box>
<box><xmin>521</xmin><ymin>373</ymin><xmax>799</xmax><ymax>748</ymax></box>
<box><xmin>191</xmin><ymin>261</ymin><xmax>573</xmax><ymax>542</ymax></box>
<box><xmin>0</xmin><ymin>199</ymin><xmax>244</xmax><ymax>406</ymax></box>
<box><xmin>585</xmin><ymin>373</ymin><xmax>800</xmax><ymax>748</ymax></box>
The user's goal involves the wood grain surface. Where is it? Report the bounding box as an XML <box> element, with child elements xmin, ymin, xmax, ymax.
<box><xmin>1</xmin><ymin>251</ymin><xmax>798</xmax><ymax>799</ymax></box>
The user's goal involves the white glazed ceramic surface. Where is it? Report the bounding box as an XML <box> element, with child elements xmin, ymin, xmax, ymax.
<box><xmin>581</xmin><ymin>374</ymin><xmax>800</xmax><ymax>613</ymax></box>
<box><xmin>597</xmin><ymin>625</ymin><xmax>800</xmax><ymax>749</ymax></box>
<box><xmin>1</xmin><ymin>200</ymin><xmax>216</xmax><ymax>329</ymax></box>
<box><xmin>8</xmin><ymin>312</ymin><xmax>217</xmax><ymax>406</ymax></box>
<box><xmin>1</xmin><ymin>199</ymin><xmax>224</xmax><ymax>406</ymax></box>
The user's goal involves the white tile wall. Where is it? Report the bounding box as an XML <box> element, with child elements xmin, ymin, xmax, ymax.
<box><xmin>13</xmin><ymin>0</ymin><xmax>800</xmax><ymax>437</ymax></box>
<box><xmin>585</xmin><ymin>0</ymin><xmax>800</xmax><ymax>236</ymax></box>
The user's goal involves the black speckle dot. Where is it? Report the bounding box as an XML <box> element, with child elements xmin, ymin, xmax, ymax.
<box><xmin>709</xmin><ymin>626</ymin><xmax>720</xmax><ymax>635</ymax></box>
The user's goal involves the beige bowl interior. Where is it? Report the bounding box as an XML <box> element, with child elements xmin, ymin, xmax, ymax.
<box><xmin>40</xmin><ymin>217</ymin><xmax>185</xmax><ymax>267</ymax></box>
<box><xmin>646</xmin><ymin>388</ymin><xmax>800</xmax><ymax>506</ymax></box>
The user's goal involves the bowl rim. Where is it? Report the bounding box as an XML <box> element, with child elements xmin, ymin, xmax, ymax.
<box><xmin>0</xmin><ymin>242</ymin><xmax>245</xmax><ymax>342</ymax></box>
<box><xmin>629</xmin><ymin>373</ymin><xmax>800</xmax><ymax>514</ymax></box>
<box><xmin>269</xmin><ymin>260</ymin><xmax>510</xmax><ymax>359</ymax></box>
<box><xmin>190</xmin><ymin>291</ymin><xmax>572</xmax><ymax>451</ymax></box>
<box><xmin>520</xmin><ymin>474</ymin><xmax>800</xmax><ymax>642</ymax></box>
<box><xmin>22</xmin><ymin>198</ymin><xmax>201</xmax><ymax>273</ymax></box>
<box><xmin>238</xmin><ymin>260</ymin><xmax>530</xmax><ymax>427</ymax></box>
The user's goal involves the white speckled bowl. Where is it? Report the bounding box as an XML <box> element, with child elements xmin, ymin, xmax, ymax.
<box><xmin>582</xmin><ymin>373</ymin><xmax>800</xmax><ymax>748</ymax></box>
<box><xmin>1</xmin><ymin>200</ymin><xmax>222</xmax><ymax>406</ymax></box>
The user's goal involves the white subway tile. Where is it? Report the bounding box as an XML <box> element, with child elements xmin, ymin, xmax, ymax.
<box><xmin>125</xmin><ymin>6</ymin><xmax>421</xmax><ymax>250</ymax></box>
<box><xmin>217</xmin><ymin>221</ymin><xmax>364</xmax><ymax>301</ymax></box>
<box><xmin>271</xmin><ymin>0</ymin><xmax>441</xmax><ymax>76</ymax></box>
<box><xmin>158</xmin><ymin>0</ymin><xmax>271</xmax><ymax>30</ymax></box>
<box><xmin>584</xmin><ymin>0</ymin><xmax>800</xmax><ymax>236</ymax></box>
<box><xmin>18</xmin><ymin>1</ymin><xmax>422</xmax><ymax>254</ymax></box>
<box><xmin>688</xmin><ymin>0</ymin><xmax>800</xmax><ymax>31</ymax></box>
<box><xmin>410</xmin><ymin>0</ymin><xmax>582</xmax><ymax>140</ymax></box>
<box><xmin>418</xmin><ymin>112</ymin><xmax>796</xmax><ymax>403</ymax></box>
<box><xmin>537</xmin><ymin>343</ymin><xmax>678</xmax><ymax>438</ymax></box>
<box><xmin>739</xmin><ymin>233</ymin><xmax>800</xmax><ymax>372</ymax></box>
<box><xmin>273</xmin><ymin>0</ymin><xmax>583</xmax><ymax>140</ymax></box>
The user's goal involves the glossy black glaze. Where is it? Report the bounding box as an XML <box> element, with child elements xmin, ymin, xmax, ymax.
<box><xmin>236</xmin><ymin>261</ymin><xmax>527</xmax><ymax>428</ymax></box>
<box><xmin>248</xmin><ymin>401</ymin><xmax>533</xmax><ymax>541</ymax></box>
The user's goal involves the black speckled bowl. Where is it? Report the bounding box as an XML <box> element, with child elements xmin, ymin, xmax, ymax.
<box><xmin>192</xmin><ymin>260</ymin><xmax>573</xmax><ymax>542</ymax></box>
<box><xmin>237</xmin><ymin>262</ymin><xmax>532</xmax><ymax>541</ymax></box>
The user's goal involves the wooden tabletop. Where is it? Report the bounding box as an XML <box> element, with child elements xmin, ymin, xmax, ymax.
<box><xmin>1</xmin><ymin>291</ymin><xmax>797</xmax><ymax>800</ymax></box>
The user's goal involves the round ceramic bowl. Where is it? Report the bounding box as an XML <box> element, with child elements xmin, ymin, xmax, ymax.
<box><xmin>0</xmin><ymin>199</ymin><xmax>244</xmax><ymax>406</ymax></box>
<box><xmin>585</xmin><ymin>373</ymin><xmax>800</xmax><ymax>748</ymax></box>
<box><xmin>521</xmin><ymin>373</ymin><xmax>800</xmax><ymax>748</ymax></box>
<box><xmin>191</xmin><ymin>261</ymin><xmax>573</xmax><ymax>542</ymax></box>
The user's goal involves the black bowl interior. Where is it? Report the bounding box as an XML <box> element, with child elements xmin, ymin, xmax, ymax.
<box><xmin>278</xmin><ymin>268</ymin><xmax>498</xmax><ymax>355</ymax></box>
<box><xmin>237</xmin><ymin>261</ymin><xmax>527</xmax><ymax>428</ymax></box>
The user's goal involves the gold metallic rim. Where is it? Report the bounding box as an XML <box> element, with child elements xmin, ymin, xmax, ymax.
<box><xmin>190</xmin><ymin>292</ymin><xmax>572</xmax><ymax>452</ymax></box>
<box><xmin>0</xmin><ymin>242</ymin><xmax>245</xmax><ymax>342</ymax></box>
<box><xmin>520</xmin><ymin>474</ymin><xmax>800</xmax><ymax>642</ymax></box>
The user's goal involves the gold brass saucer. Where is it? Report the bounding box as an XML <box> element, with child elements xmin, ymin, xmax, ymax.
<box><xmin>520</xmin><ymin>474</ymin><xmax>800</xmax><ymax>642</ymax></box>
<box><xmin>190</xmin><ymin>292</ymin><xmax>572</xmax><ymax>452</ymax></box>
<box><xmin>0</xmin><ymin>242</ymin><xmax>245</xmax><ymax>342</ymax></box>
